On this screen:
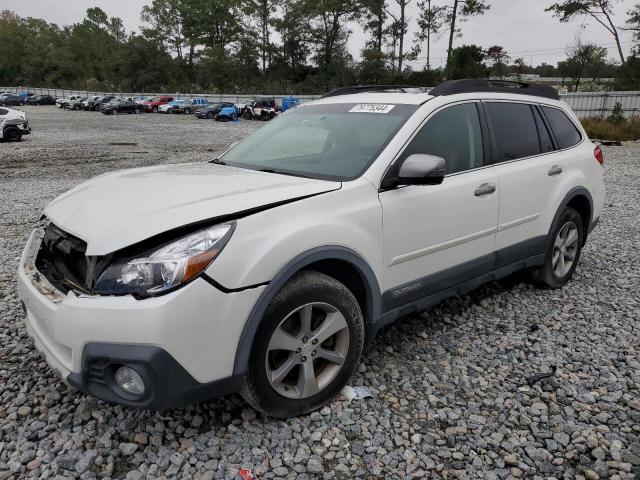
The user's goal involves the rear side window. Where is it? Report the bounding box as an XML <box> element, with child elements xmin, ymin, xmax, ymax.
<box><xmin>400</xmin><ymin>103</ymin><xmax>484</xmax><ymax>174</ymax></box>
<box><xmin>485</xmin><ymin>102</ymin><xmax>540</xmax><ymax>162</ymax></box>
<box><xmin>542</xmin><ymin>106</ymin><xmax>582</xmax><ymax>149</ymax></box>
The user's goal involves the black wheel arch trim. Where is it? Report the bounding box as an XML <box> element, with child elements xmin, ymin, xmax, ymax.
<box><xmin>231</xmin><ymin>245</ymin><xmax>382</xmax><ymax>376</ymax></box>
<box><xmin>546</xmin><ymin>186</ymin><xmax>593</xmax><ymax>250</ymax></box>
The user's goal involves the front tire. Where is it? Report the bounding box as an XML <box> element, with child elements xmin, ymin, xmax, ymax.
<box><xmin>532</xmin><ymin>207</ymin><xmax>584</xmax><ymax>288</ymax></box>
<box><xmin>3</xmin><ymin>127</ymin><xmax>22</xmax><ymax>142</ymax></box>
<box><xmin>242</xmin><ymin>271</ymin><xmax>364</xmax><ymax>417</ymax></box>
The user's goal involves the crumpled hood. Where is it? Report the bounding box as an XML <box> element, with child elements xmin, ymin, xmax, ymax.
<box><xmin>45</xmin><ymin>162</ymin><xmax>340</xmax><ymax>255</ymax></box>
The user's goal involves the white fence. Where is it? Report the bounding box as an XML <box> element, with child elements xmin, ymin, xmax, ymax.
<box><xmin>561</xmin><ymin>91</ymin><xmax>640</xmax><ymax>119</ymax></box>
<box><xmin>3</xmin><ymin>86</ymin><xmax>640</xmax><ymax>119</ymax></box>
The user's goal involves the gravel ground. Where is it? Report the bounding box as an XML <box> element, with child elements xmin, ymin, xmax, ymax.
<box><xmin>0</xmin><ymin>106</ymin><xmax>639</xmax><ymax>480</ymax></box>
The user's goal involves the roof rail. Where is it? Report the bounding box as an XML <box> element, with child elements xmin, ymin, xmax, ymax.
<box><xmin>429</xmin><ymin>79</ymin><xmax>560</xmax><ymax>100</ymax></box>
<box><xmin>323</xmin><ymin>85</ymin><xmax>427</xmax><ymax>98</ymax></box>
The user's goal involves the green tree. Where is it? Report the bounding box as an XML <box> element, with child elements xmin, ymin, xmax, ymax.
<box><xmin>414</xmin><ymin>0</ymin><xmax>445</xmax><ymax>71</ymax></box>
<box><xmin>546</xmin><ymin>0</ymin><xmax>625</xmax><ymax>64</ymax></box>
<box><xmin>385</xmin><ymin>0</ymin><xmax>411</xmax><ymax>73</ymax></box>
<box><xmin>558</xmin><ymin>39</ymin><xmax>607</xmax><ymax>91</ymax></box>
<box><xmin>447</xmin><ymin>44</ymin><xmax>486</xmax><ymax>79</ymax></box>
<box><xmin>485</xmin><ymin>45</ymin><xmax>509</xmax><ymax>78</ymax></box>
<box><xmin>141</xmin><ymin>0</ymin><xmax>186</xmax><ymax>60</ymax></box>
<box><xmin>302</xmin><ymin>0</ymin><xmax>361</xmax><ymax>71</ymax></box>
<box><xmin>243</xmin><ymin>0</ymin><xmax>277</xmax><ymax>71</ymax></box>
<box><xmin>625</xmin><ymin>3</ymin><xmax>640</xmax><ymax>51</ymax></box>
<box><xmin>443</xmin><ymin>0</ymin><xmax>490</xmax><ymax>73</ymax></box>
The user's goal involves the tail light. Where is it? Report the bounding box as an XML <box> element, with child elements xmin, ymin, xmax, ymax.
<box><xmin>594</xmin><ymin>145</ymin><xmax>604</xmax><ymax>165</ymax></box>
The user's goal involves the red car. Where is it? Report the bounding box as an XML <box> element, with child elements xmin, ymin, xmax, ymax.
<box><xmin>143</xmin><ymin>96</ymin><xmax>174</xmax><ymax>113</ymax></box>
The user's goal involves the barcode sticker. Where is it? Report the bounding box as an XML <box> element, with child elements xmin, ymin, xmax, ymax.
<box><xmin>349</xmin><ymin>104</ymin><xmax>395</xmax><ymax>113</ymax></box>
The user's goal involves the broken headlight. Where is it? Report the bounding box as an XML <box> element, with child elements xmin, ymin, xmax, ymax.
<box><xmin>93</xmin><ymin>222</ymin><xmax>234</xmax><ymax>297</ymax></box>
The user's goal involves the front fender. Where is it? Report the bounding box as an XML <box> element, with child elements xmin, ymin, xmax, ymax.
<box><xmin>230</xmin><ymin>245</ymin><xmax>382</xmax><ymax>376</ymax></box>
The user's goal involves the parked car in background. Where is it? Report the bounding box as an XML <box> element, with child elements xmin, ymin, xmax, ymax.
<box><xmin>27</xmin><ymin>95</ymin><xmax>56</xmax><ymax>106</ymax></box>
<box><xmin>101</xmin><ymin>100</ymin><xmax>144</xmax><ymax>115</ymax></box>
<box><xmin>195</xmin><ymin>102</ymin><xmax>236</xmax><ymax>119</ymax></box>
<box><xmin>56</xmin><ymin>95</ymin><xmax>83</xmax><ymax>109</ymax></box>
<box><xmin>172</xmin><ymin>98</ymin><xmax>208</xmax><ymax>114</ymax></box>
<box><xmin>94</xmin><ymin>96</ymin><xmax>116</xmax><ymax>111</ymax></box>
<box><xmin>143</xmin><ymin>96</ymin><xmax>174</xmax><ymax>113</ymax></box>
<box><xmin>241</xmin><ymin>98</ymin><xmax>278</xmax><ymax>120</ymax></box>
<box><xmin>215</xmin><ymin>106</ymin><xmax>238</xmax><ymax>122</ymax></box>
<box><xmin>0</xmin><ymin>107</ymin><xmax>31</xmax><ymax>142</ymax></box>
<box><xmin>158</xmin><ymin>99</ymin><xmax>185</xmax><ymax>114</ymax></box>
<box><xmin>82</xmin><ymin>96</ymin><xmax>102</xmax><ymax>110</ymax></box>
<box><xmin>281</xmin><ymin>96</ymin><xmax>301</xmax><ymax>112</ymax></box>
<box><xmin>0</xmin><ymin>94</ymin><xmax>26</xmax><ymax>107</ymax></box>
<box><xmin>64</xmin><ymin>97</ymin><xmax>87</xmax><ymax>111</ymax></box>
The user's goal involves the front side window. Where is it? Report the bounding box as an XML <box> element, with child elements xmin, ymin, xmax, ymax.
<box><xmin>542</xmin><ymin>106</ymin><xmax>582</xmax><ymax>149</ymax></box>
<box><xmin>486</xmin><ymin>102</ymin><xmax>541</xmax><ymax>162</ymax></box>
<box><xmin>398</xmin><ymin>102</ymin><xmax>484</xmax><ymax>175</ymax></box>
<box><xmin>221</xmin><ymin>103</ymin><xmax>418</xmax><ymax>180</ymax></box>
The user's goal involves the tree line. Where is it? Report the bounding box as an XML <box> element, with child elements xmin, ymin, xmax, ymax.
<box><xmin>0</xmin><ymin>0</ymin><xmax>639</xmax><ymax>94</ymax></box>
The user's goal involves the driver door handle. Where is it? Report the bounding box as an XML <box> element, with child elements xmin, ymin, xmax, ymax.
<box><xmin>548</xmin><ymin>165</ymin><xmax>563</xmax><ymax>176</ymax></box>
<box><xmin>474</xmin><ymin>183</ymin><xmax>496</xmax><ymax>197</ymax></box>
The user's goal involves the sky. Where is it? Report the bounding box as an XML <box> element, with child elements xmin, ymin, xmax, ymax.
<box><xmin>3</xmin><ymin>0</ymin><xmax>637</xmax><ymax>68</ymax></box>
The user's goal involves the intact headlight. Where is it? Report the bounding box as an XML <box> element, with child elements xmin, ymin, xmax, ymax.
<box><xmin>94</xmin><ymin>222</ymin><xmax>234</xmax><ymax>297</ymax></box>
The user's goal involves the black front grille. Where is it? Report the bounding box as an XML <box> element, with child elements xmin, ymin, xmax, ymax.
<box><xmin>35</xmin><ymin>222</ymin><xmax>91</xmax><ymax>294</ymax></box>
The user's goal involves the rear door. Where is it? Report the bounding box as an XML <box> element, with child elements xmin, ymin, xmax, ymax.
<box><xmin>379</xmin><ymin>102</ymin><xmax>500</xmax><ymax>310</ymax></box>
<box><xmin>486</xmin><ymin>101</ymin><xmax>568</xmax><ymax>263</ymax></box>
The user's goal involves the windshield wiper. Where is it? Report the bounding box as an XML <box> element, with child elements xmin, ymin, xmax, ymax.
<box><xmin>258</xmin><ymin>168</ymin><xmax>313</xmax><ymax>179</ymax></box>
<box><xmin>210</xmin><ymin>158</ymin><xmax>226</xmax><ymax>165</ymax></box>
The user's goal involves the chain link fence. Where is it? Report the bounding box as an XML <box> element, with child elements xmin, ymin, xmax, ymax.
<box><xmin>3</xmin><ymin>86</ymin><xmax>639</xmax><ymax>119</ymax></box>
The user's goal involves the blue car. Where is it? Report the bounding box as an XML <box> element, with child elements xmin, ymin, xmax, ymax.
<box><xmin>215</xmin><ymin>106</ymin><xmax>238</xmax><ymax>122</ymax></box>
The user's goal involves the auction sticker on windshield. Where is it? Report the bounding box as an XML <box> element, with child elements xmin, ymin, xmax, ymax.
<box><xmin>349</xmin><ymin>104</ymin><xmax>395</xmax><ymax>113</ymax></box>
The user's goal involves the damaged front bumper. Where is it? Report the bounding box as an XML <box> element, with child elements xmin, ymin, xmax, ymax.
<box><xmin>17</xmin><ymin>221</ymin><xmax>265</xmax><ymax>408</ymax></box>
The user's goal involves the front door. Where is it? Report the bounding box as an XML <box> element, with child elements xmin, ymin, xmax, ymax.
<box><xmin>379</xmin><ymin>102</ymin><xmax>500</xmax><ymax>312</ymax></box>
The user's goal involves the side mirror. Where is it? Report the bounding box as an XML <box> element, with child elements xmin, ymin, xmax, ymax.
<box><xmin>397</xmin><ymin>154</ymin><xmax>446</xmax><ymax>186</ymax></box>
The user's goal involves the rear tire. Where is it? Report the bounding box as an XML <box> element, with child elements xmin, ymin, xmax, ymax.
<box><xmin>241</xmin><ymin>271</ymin><xmax>364</xmax><ymax>417</ymax></box>
<box><xmin>531</xmin><ymin>207</ymin><xmax>584</xmax><ymax>289</ymax></box>
<box><xmin>184</xmin><ymin>108</ymin><xmax>191</xmax><ymax>115</ymax></box>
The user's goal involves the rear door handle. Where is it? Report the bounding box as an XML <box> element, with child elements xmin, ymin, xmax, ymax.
<box><xmin>548</xmin><ymin>165</ymin><xmax>563</xmax><ymax>176</ymax></box>
<box><xmin>474</xmin><ymin>183</ymin><xmax>496</xmax><ymax>196</ymax></box>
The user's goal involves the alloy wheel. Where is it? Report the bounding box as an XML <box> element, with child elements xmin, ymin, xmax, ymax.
<box><xmin>552</xmin><ymin>221</ymin><xmax>579</xmax><ymax>278</ymax></box>
<box><xmin>265</xmin><ymin>302</ymin><xmax>350</xmax><ymax>399</ymax></box>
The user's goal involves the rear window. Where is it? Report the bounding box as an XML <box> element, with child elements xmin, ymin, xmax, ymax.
<box><xmin>0</xmin><ymin>108</ymin><xmax>7</xmax><ymax>116</ymax></box>
<box><xmin>486</xmin><ymin>102</ymin><xmax>541</xmax><ymax>162</ymax></box>
<box><xmin>542</xmin><ymin>106</ymin><xmax>582</xmax><ymax>149</ymax></box>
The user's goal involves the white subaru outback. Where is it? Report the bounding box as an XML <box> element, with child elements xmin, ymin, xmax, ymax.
<box><xmin>18</xmin><ymin>80</ymin><xmax>605</xmax><ymax>417</ymax></box>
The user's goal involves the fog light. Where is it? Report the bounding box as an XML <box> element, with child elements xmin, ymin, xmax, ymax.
<box><xmin>115</xmin><ymin>366</ymin><xmax>145</xmax><ymax>396</ymax></box>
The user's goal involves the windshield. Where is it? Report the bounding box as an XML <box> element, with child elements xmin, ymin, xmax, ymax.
<box><xmin>220</xmin><ymin>103</ymin><xmax>417</xmax><ymax>181</ymax></box>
